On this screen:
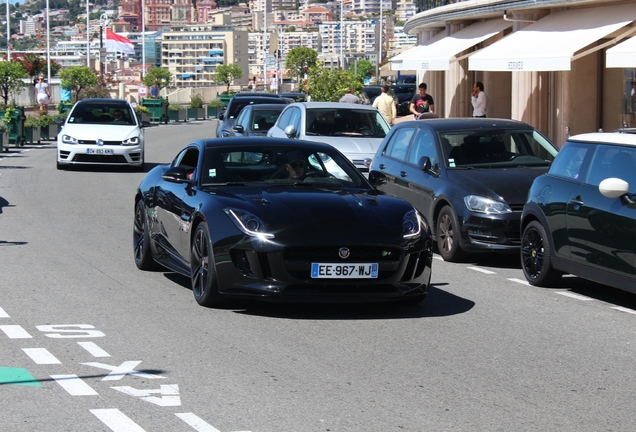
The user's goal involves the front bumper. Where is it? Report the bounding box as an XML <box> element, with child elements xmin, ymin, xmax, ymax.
<box><xmin>57</xmin><ymin>142</ymin><xmax>144</xmax><ymax>167</ymax></box>
<box><xmin>458</xmin><ymin>211</ymin><xmax>521</xmax><ymax>253</ymax></box>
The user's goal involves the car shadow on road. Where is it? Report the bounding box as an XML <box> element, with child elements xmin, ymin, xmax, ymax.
<box><xmin>460</xmin><ymin>252</ymin><xmax>521</xmax><ymax>270</ymax></box>
<box><xmin>163</xmin><ymin>273</ymin><xmax>475</xmax><ymax>319</ymax></box>
<box><xmin>548</xmin><ymin>275</ymin><xmax>636</xmax><ymax>311</ymax></box>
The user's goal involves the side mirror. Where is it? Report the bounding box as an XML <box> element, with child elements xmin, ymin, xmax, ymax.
<box><xmin>419</xmin><ymin>156</ymin><xmax>432</xmax><ymax>172</ymax></box>
<box><xmin>161</xmin><ymin>166</ymin><xmax>192</xmax><ymax>184</ymax></box>
<box><xmin>233</xmin><ymin>125</ymin><xmax>244</xmax><ymax>134</ymax></box>
<box><xmin>599</xmin><ymin>177</ymin><xmax>634</xmax><ymax>204</ymax></box>
<box><xmin>368</xmin><ymin>170</ymin><xmax>388</xmax><ymax>187</ymax></box>
<box><xmin>284</xmin><ymin>124</ymin><xmax>297</xmax><ymax>138</ymax></box>
<box><xmin>218</xmin><ymin>112</ymin><xmax>225</xmax><ymax>120</ymax></box>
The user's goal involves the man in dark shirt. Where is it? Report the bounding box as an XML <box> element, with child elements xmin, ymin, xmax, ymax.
<box><xmin>409</xmin><ymin>82</ymin><xmax>435</xmax><ymax>118</ymax></box>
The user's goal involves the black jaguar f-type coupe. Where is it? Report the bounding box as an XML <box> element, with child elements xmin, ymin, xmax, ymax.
<box><xmin>133</xmin><ymin>137</ymin><xmax>433</xmax><ymax>307</ymax></box>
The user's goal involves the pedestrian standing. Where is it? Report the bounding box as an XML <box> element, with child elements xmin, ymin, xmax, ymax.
<box><xmin>410</xmin><ymin>83</ymin><xmax>434</xmax><ymax>118</ymax></box>
<box><xmin>373</xmin><ymin>84</ymin><xmax>397</xmax><ymax>125</ymax></box>
<box><xmin>471</xmin><ymin>81</ymin><xmax>488</xmax><ymax>117</ymax></box>
<box><xmin>339</xmin><ymin>88</ymin><xmax>360</xmax><ymax>104</ymax></box>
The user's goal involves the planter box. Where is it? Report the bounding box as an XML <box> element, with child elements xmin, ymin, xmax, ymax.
<box><xmin>169</xmin><ymin>109</ymin><xmax>187</xmax><ymax>122</ymax></box>
<box><xmin>141</xmin><ymin>98</ymin><xmax>169</xmax><ymax>124</ymax></box>
<box><xmin>0</xmin><ymin>107</ymin><xmax>26</xmax><ymax>146</ymax></box>
<box><xmin>24</xmin><ymin>126</ymin><xmax>41</xmax><ymax>144</ymax></box>
<box><xmin>207</xmin><ymin>105</ymin><xmax>220</xmax><ymax>118</ymax></box>
<box><xmin>40</xmin><ymin>123</ymin><xmax>59</xmax><ymax>141</ymax></box>
<box><xmin>0</xmin><ymin>132</ymin><xmax>7</xmax><ymax>152</ymax></box>
<box><xmin>187</xmin><ymin>107</ymin><xmax>205</xmax><ymax>120</ymax></box>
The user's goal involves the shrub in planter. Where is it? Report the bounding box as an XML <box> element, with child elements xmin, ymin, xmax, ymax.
<box><xmin>207</xmin><ymin>98</ymin><xmax>224</xmax><ymax>118</ymax></box>
<box><xmin>188</xmin><ymin>93</ymin><xmax>205</xmax><ymax>120</ymax></box>
<box><xmin>38</xmin><ymin>114</ymin><xmax>59</xmax><ymax>141</ymax></box>
<box><xmin>24</xmin><ymin>115</ymin><xmax>41</xmax><ymax>144</ymax></box>
<box><xmin>134</xmin><ymin>105</ymin><xmax>151</xmax><ymax>123</ymax></box>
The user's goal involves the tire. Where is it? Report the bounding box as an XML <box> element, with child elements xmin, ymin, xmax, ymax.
<box><xmin>133</xmin><ymin>200</ymin><xmax>158</xmax><ymax>270</ymax></box>
<box><xmin>521</xmin><ymin>220</ymin><xmax>563</xmax><ymax>286</ymax></box>
<box><xmin>191</xmin><ymin>223</ymin><xmax>226</xmax><ymax>307</ymax></box>
<box><xmin>436</xmin><ymin>206</ymin><xmax>465</xmax><ymax>262</ymax></box>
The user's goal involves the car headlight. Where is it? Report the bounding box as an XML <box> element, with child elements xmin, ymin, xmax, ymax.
<box><xmin>464</xmin><ymin>195</ymin><xmax>512</xmax><ymax>214</ymax></box>
<box><xmin>122</xmin><ymin>136</ymin><xmax>140</xmax><ymax>146</ymax></box>
<box><xmin>224</xmin><ymin>208</ymin><xmax>274</xmax><ymax>239</ymax></box>
<box><xmin>61</xmin><ymin>134</ymin><xmax>78</xmax><ymax>144</ymax></box>
<box><xmin>403</xmin><ymin>209</ymin><xmax>422</xmax><ymax>238</ymax></box>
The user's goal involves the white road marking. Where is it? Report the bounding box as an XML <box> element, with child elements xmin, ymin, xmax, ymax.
<box><xmin>0</xmin><ymin>306</ymin><xmax>9</xmax><ymax>318</ymax></box>
<box><xmin>433</xmin><ymin>256</ymin><xmax>444</xmax><ymax>261</ymax></box>
<box><xmin>612</xmin><ymin>306</ymin><xmax>636</xmax><ymax>315</ymax></box>
<box><xmin>82</xmin><ymin>361</ymin><xmax>165</xmax><ymax>381</ymax></box>
<box><xmin>508</xmin><ymin>278</ymin><xmax>530</xmax><ymax>286</ymax></box>
<box><xmin>78</xmin><ymin>341</ymin><xmax>111</xmax><ymax>357</ymax></box>
<box><xmin>22</xmin><ymin>348</ymin><xmax>61</xmax><ymax>364</ymax></box>
<box><xmin>37</xmin><ymin>324</ymin><xmax>105</xmax><ymax>338</ymax></box>
<box><xmin>555</xmin><ymin>291</ymin><xmax>594</xmax><ymax>301</ymax></box>
<box><xmin>112</xmin><ymin>384</ymin><xmax>181</xmax><ymax>406</ymax></box>
<box><xmin>467</xmin><ymin>266</ymin><xmax>496</xmax><ymax>275</ymax></box>
<box><xmin>0</xmin><ymin>324</ymin><xmax>32</xmax><ymax>338</ymax></box>
<box><xmin>51</xmin><ymin>374</ymin><xmax>98</xmax><ymax>396</ymax></box>
<box><xmin>90</xmin><ymin>409</ymin><xmax>147</xmax><ymax>432</ymax></box>
<box><xmin>175</xmin><ymin>413</ymin><xmax>222</xmax><ymax>432</ymax></box>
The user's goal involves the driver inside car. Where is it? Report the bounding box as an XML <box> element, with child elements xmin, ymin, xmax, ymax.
<box><xmin>285</xmin><ymin>150</ymin><xmax>307</xmax><ymax>179</ymax></box>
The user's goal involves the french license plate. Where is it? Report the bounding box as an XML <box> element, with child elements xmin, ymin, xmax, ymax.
<box><xmin>87</xmin><ymin>148</ymin><xmax>113</xmax><ymax>155</ymax></box>
<box><xmin>311</xmin><ymin>263</ymin><xmax>378</xmax><ymax>279</ymax></box>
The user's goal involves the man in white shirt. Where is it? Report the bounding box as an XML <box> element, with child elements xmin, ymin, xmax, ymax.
<box><xmin>372</xmin><ymin>84</ymin><xmax>396</xmax><ymax>125</ymax></box>
<box><xmin>471</xmin><ymin>81</ymin><xmax>488</xmax><ymax>117</ymax></box>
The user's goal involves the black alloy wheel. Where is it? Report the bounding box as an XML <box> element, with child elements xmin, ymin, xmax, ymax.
<box><xmin>133</xmin><ymin>200</ymin><xmax>158</xmax><ymax>270</ymax></box>
<box><xmin>191</xmin><ymin>223</ymin><xmax>225</xmax><ymax>307</ymax></box>
<box><xmin>521</xmin><ymin>221</ymin><xmax>562</xmax><ymax>286</ymax></box>
<box><xmin>436</xmin><ymin>206</ymin><xmax>464</xmax><ymax>262</ymax></box>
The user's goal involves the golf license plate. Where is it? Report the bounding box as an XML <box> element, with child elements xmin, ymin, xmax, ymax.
<box><xmin>311</xmin><ymin>263</ymin><xmax>378</xmax><ymax>279</ymax></box>
<box><xmin>87</xmin><ymin>148</ymin><xmax>113</xmax><ymax>155</ymax></box>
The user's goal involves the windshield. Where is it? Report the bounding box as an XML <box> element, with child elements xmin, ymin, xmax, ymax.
<box><xmin>305</xmin><ymin>108</ymin><xmax>390</xmax><ymax>138</ymax></box>
<box><xmin>201</xmin><ymin>145</ymin><xmax>368</xmax><ymax>188</ymax></box>
<box><xmin>68</xmin><ymin>105</ymin><xmax>136</xmax><ymax>125</ymax></box>
<box><xmin>441</xmin><ymin>129</ymin><xmax>558</xmax><ymax>168</ymax></box>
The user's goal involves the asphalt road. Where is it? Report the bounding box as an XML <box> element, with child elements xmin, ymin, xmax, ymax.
<box><xmin>2</xmin><ymin>121</ymin><xmax>636</xmax><ymax>432</ymax></box>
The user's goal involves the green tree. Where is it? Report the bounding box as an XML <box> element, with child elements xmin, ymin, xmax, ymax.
<box><xmin>212</xmin><ymin>63</ymin><xmax>243</xmax><ymax>94</ymax></box>
<box><xmin>0</xmin><ymin>60</ymin><xmax>29</xmax><ymax>107</ymax></box>
<box><xmin>59</xmin><ymin>66</ymin><xmax>98</xmax><ymax>101</ymax></box>
<box><xmin>142</xmin><ymin>67</ymin><xmax>172</xmax><ymax>95</ymax></box>
<box><xmin>349</xmin><ymin>59</ymin><xmax>375</xmax><ymax>79</ymax></box>
<box><xmin>306</xmin><ymin>68</ymin><xmax>362</xmax><ymax>102</ymax></box>
<box><xmin>285</xmin><ymin>47</ymin><xmax>318</xmax><ymax>87</ymax></box>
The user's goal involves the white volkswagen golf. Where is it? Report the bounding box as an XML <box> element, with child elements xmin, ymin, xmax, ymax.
<box><xmin>56</xmin><ymin>98</ymin><xmax>147</xmax><ymax>170</ymax></box>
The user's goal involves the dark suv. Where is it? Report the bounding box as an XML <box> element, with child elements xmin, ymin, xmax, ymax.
<box><xmin>216</xmin><ymin>93</ymin><xmax>291</xmax><ymax>137</ymax></box>
<box><xmin>520</xmin><ymin>132</ymin><xmax>636</xmax><ymax>293</ymax></box>
<box><xmin>391</xmin><ymin>84</ymin><xmax>416</xmax><ymax>116</ymax></box>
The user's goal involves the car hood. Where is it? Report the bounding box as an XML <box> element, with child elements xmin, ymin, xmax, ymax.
<box><xmin>304</xmin><ymin>136</ymin><xmax>384</xmax><ymax>158</ymax></box>
<box><xmin>209</xmin><ymin>185</ymin><xmax>417</xmax><ymax>242</ymax></box>
<box><xmin>61</xmin><ymin>124</ymin><xmax>141</xmax><ymax>140</ymax></box>
<box><xmin>446</xmin><ymin>167</ymin><xmax>549</xmax><ymax>205</ymax></box>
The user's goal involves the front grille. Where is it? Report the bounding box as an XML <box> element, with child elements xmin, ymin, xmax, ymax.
<box><xmin>78</xmin><ymin>140</ymin><xmax>122</xmax><ymax>145</ymax></box>
<box><xmin>59</xmin><ymin>150</ymin><xmax>70</xmax><ymax>160</ymax></box>
<box><xmin>72</xmin><ymin>154</ymin><xmax>128</xmax><ymax>163</ymax></box>
<box><xmin>284</xmin><ymin>246</ymin><xmax>400</xmax><ymax>261</ymax></box>
<box><xmin>231</xmin><ymin>250</ymin><xmax>252</xmax><ymax>276</ymax></box>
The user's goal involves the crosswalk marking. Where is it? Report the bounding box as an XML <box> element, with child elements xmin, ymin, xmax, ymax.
<box><xmin>175</xmin><ymin>413</ymin><xmax>222</xmax><ymax>432</ymax></box>
<box><xmin>90</xmin><ymin>409</ymin><xmax>147</xmax><ymax>432</ymax></box>
<box><xmin>78</xmin><ymin>341</ymin><xmax>111</xmax><ymax>357</ymax></box>
<box><xmin>51</xmin><ymin>374</ymin><xmax>98</xmax><ymax>396</ymax></box>
<box><xmin>0</xmin><ymin>325</ymin><xmax>32</xmax><ymax>339</ymax></box>
<box><xmin>22</xmin><ymin>348</ymin><xmax>61</xmax><ymax>365</ymax></box>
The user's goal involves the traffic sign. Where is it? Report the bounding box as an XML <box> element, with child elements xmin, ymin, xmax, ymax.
<box><xmin>138</xmin><ymin>85</ymin><xmax>148</xmax><ymax>97</ymax></box>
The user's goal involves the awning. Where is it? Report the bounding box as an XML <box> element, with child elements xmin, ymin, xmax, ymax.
<box><xmin>390</xmin><ymin>31</ymin><xmax>445</xmax><ymax>71</ymax></box>
<box><xmin>607</xmin><ymin>36</ymin><xmax>636</xmax><ymax>68</ymax></box>
<box><xmin>469</xmin><ymin>3</ymin><xmax>636</xmax><ymax>72</ymax></box>
<box><xmin>399</xmin><ymin>19</ymin><xmax>511</xmax><ymax>71</ymax></box>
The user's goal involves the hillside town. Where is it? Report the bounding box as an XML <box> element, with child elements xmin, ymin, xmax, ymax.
<box><xmin>2</xmin><ymin>0</ymin><xmax>423</xmax><ymax>90</ymax></box>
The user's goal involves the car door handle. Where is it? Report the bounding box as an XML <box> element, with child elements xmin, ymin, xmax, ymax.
<box><xmin>570</xmin><ymin>197</ymin><xmax>584</xmax><ymax>206</ymax></box>
<box><xmin>379</xmin><ymin>164</ymin><xmax>385</xmax><ymax>170</ymax></box>
<box><xmin>400</xmin><ymin>171</ymin><xmax>408</xmax><ymax>178</ymax></box>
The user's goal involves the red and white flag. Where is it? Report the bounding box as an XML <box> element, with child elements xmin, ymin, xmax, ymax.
<box><xmin>105</xmin><ymin>29</ymin><xmax>135</xmax><ymax>54</ymax></box>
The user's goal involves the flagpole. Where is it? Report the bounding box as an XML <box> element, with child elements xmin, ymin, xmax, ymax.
<box><xmin>86</xmin><ymin>0</ymin><xmax>90</xmax><ymax>66</ymax></box>
<box><xmin>46</xmin><ymin>0</ymin><xmax>51</xmax><ymax>83</ymax></box>
<box><xmin>6</xmin><ymin>0</ymin><xmax>10</xmax><ymax>60</ymax></box>
<box><xmin>141</xmin><ymin>0</ymin><xmax>145</xmax><ymax>79</ymax></box>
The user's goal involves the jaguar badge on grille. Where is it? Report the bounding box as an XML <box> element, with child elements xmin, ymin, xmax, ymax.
<box><xmin>338</xmin><ymin>247</ymin><xmax>350</xmax><ymax>259</ymax></box>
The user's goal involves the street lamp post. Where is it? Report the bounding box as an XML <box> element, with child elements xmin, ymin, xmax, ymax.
<box><xmin>99</xmin><ymin>13</ymin><xmax>110</xmax><ymax>77</ymax></box>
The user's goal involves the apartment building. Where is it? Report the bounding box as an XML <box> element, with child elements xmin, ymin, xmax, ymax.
<box><xmin>395</xmin><ymin>0</ymin><xmax>418</xmax><ymax>23</ymax></box>
<box><xmin>161</xmin><ymin>25</ymin><xmax>250</xmax><ymax>88</ymax></box>
<box><xmin>351</xmin><ymin>0</ymin><xmax>393</xmax><ymax>16</ymax></box>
